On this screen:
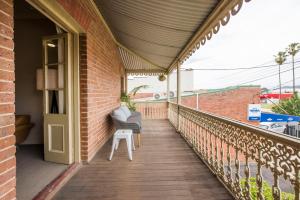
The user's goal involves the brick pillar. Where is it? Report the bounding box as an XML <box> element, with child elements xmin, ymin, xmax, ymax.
<box><xmin>79</xmin><ymin>34</ymin><xmax>88</xmax><ymax>162</ymax></box>
<box><xmin>0</xmin><ymin>0</ymin><xmax>17</xmax><ymax>199</ymax></box>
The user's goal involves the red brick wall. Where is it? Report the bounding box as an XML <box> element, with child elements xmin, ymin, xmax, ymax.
<box><xmin>0</xmin><ymin>0</ymin><xmax>123</xmax><ymax>198</ymax></box>
<box><xmin>56</xmin><ymin>0</ymin><xmax>124</xmax><ymax>162</ymax></box>
<box><xmin>181</xmin><ymin>87</ymin><xmax>260</xmax><ymax>125</ymax></box>
<box><xmin>0</xmin><ymin>0</ymin><xmax>16</xmax><ymax>199</ymax></box>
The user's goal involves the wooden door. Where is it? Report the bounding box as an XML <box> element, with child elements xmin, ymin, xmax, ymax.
<box><xmin>42</xmin><ymin>33</ymin><xmax>73</xmax><ymax>164</ymax></box>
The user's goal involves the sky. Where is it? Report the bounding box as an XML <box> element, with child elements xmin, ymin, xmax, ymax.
<box><xmin>181</xmin><ymin>0</ymin><xmax>300</xmax><ymax>90</ymax></box>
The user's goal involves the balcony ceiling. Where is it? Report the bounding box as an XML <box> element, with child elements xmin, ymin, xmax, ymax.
<box><xmin>94</xmin><ymin>0</ymin><xmax>248</xmax><ymax>74</ymax></box>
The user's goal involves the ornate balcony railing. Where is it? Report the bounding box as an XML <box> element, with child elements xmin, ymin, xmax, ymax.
<box><xmin>168</xmin><ymin>102</ymin><xmax>300</xmax><ymax>200</ymax></box>
<box><xmin>135</xmin><ymin>101</ymin><xmax>168</xmax><ymax>119</ymax></box>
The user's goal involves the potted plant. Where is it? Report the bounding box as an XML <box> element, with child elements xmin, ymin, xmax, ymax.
<box><xmin>121</xmin><ymin>85</ymin><xmax>149</xmax><ymax>111</ymax></box>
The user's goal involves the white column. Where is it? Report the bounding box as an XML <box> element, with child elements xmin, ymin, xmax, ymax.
<box><xmin>196</xmin><ymin>93</ymin><xmax>199</xmax><ymax>110</ymax></box>
<box><xmin>176</xmin><ymin>62</ymin><xmax>181</xmax><ymax>131</ymax></box>
<box><xmin>167</xmin><ymin>73</ymin><xmax>170</xmax><ymax>102</ymax></box>
<box><xmin>124</xmin><ymin>73</ymin><xmax>128</xmax><ymax>94</ymax></box>
<box><xmin>177</xmin><ymin>62</ymin><xmax>181</xmax><ymax>105</ymax></box>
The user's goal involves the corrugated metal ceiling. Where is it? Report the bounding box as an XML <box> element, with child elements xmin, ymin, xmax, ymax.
<box><xmin>118</xmin><ymin>46</ymin><xmax>166</xmax><ymax>75</ymax></box>
<box><xmin>95</xmin><ymin>0</ymin><xmax>219</xmax><ymax>72</ymax></box>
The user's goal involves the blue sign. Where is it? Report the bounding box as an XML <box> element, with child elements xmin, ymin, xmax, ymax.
<box><xmin>248</xmin><ymin>104</ymin><xmax>261</xmax><ymax>121</ymax></box>
<box><xmin>249</xmin><ymin>116</ymin><xmax>261</xmax><ymax>120</ymax></box>
<box><xmin>260</xmin><ymin>112</ymin><xmax>300</xmax><ymax>123</ymax></box>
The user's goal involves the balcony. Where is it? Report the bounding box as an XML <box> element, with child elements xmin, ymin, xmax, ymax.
<box><xmin>54</xmin><ymin>118</ymin><xmax>231</xmax><ymax>200</ymax></box>
<box><xmin>54</xmin><ymin>102</ymin><xmax>299</xmax><ymax>200</ymax></box>
<box><xmin>2</xmin><ymin>1</ymin><xmax>300</xmax><ymax>200</ymax></box>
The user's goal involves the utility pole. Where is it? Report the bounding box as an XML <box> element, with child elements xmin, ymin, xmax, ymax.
<box><xmin>292</xmin><ymin>55</ymin><xmax>295</xmax><ymax>94</ymax></box>
<box><xmin>279</xmin><ymin>64</ymin><xmax>282</xmax><ymax>101</ymax></box>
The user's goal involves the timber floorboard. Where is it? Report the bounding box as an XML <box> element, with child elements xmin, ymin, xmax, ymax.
<box><xmin>54</xmin><ymin>119</ymin><xmax>233</xmax><ymax>200</ymax></box>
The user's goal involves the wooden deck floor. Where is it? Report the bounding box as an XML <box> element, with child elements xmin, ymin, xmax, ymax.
<box><xmin>54</xmin><ymin>120</ymin><xmax>233</xmax><ymax>200</ymax></box>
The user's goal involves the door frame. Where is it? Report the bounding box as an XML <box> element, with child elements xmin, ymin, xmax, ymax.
<box><xmin>26</xmin><ymin>0</ymin><xmax>84</xmax><ymax>163</ymax></box>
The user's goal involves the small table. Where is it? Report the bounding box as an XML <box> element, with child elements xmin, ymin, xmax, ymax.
<box><xmin>109</xmin><ymin>129</ymin><xmax>135</xmax><ymax>161</ymax></box>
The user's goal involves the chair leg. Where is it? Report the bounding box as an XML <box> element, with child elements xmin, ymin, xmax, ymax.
<box><xmin>132</xmin><ymin>134</ymin><xmax>136</xmax><ymax>151</ymax></box>
<box><xmin>126</xmin><ymin>136</ymin><xmax>132</xmax><ymax>161</ymax></box>
<box><xmin>109</xmin><ymin>136</ymin><xmax>117</xmax><ymax>161</ymax></box>
<box><xmin>137</xmin><ymin>133</ymin><xmax>141</xmax><ymax>147</ymax></box>
<box><xmin>115</xmin><ymin>139</ymin><xmax>120</xmax><ymax>150</ymax></box>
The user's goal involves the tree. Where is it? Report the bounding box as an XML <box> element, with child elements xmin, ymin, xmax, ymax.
<box><xmin>120</xmin><ymin>85</ymin><xmax>149</xmax><ymax>111</ymax></box>
<box><xmin>274</xmin><ymin>51</ymin><xmax>287</xmax><ymax>101</ymax></box>
<box><xmin>272</xmin><ymin>93</ymin><xmax>300</xmax><ymax>116</ymax></box>
<box><xmin>128</xmin><ymin>85</ymin><xmax>149</xmax><ymax>97</ymax></box>
<box><xmin>286</xmin><ymin>43</ymin><xmax>300</xmax><ymax>94</ymax></box>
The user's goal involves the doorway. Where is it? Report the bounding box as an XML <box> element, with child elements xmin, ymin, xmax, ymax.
<box><xmin>14</xmin><ymin>1</ymin><xmax>80</xmax><ymax>199</ymax></box>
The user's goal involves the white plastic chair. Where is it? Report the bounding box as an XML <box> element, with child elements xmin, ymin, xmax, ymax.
<box><xmin>109</xmin><ymin>129</ymin><xmax>135</xmax><ymax>161</ymax></box>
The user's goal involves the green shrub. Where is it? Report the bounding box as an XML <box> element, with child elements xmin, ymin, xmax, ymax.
<box><xmin>240</xmin><ymin>177</ymin><xmax>294</xmax><ymax>200</ymax></box>
<box><xmin>120</xmin><ymin>92</ymin><xmax>136</xmax><ymax>111</ymax></box>
<box><xmin>120</xmin><ymin>85</ymin><xmax>149</xmax><ymax>111</ymax></box>
<box><xmin>272</xmin><ymin>93</ymin><xmax>300</xmax><ymax>116</ymax></box>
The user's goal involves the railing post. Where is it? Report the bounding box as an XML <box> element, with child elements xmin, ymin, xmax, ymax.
<box><xmin>177</xmin><ymin>62</ymin><xmax>181</xmax><ymax>131</ymax></box>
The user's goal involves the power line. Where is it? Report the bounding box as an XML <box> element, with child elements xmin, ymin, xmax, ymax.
<box><xmin>216</xmin><ymin>59</ymin><xmax>275</xmax><ymax>81</ymax></box>
<box><xmin>182</xmin><ymin>60</ymin><xmax>300</xmax><ymax>71</ymax></box>
<box><xmin>237</xmin><ymin>65</ymin><xmax>300</xmax><ymax>86</ymax></box>
<box><xmin>238</xmin><ymin>65</ymin><xmax>300</xmax><ymax>86</ymax></box>
<box><xmin>223</xmin><ymin>64</ymin><xmax>298</xmax><ymax>87</ymax></box>
<box><xmin>218</xmin><ymin>64</ymin><xmax>278</xmax><ymax>82</ymax></box>
<box><xmin>272</xmin><ymin>76</ymin><xmax>300</xmax><ymax>90</ymax></box>
<box><xmin>217</xmin><ymin>57</ymin><xmax>299</xmax><ymax>81</ymax></box>
<box><xmin>178</xmin><ymin>56</ymin><xmax>300</xmax><ymax>89</ymax></box>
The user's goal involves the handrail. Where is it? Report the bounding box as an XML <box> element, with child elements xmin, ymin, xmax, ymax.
<box><xmin>168</xmin><ymin>101</ymin><xmax>300</xmax><ymax>145</ymax></box>
<box><xmin>168</xmin><ymin>101</ymin><xmax>300</xmax><ymax>200</ymax></box>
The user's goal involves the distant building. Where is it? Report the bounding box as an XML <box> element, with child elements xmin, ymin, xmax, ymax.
<box><xmin>128</xmin><ymin>70</ymin><xmax>195</xmax><ymax>100</ymax></box>
<box><xmin>260</xmin><ymin>93</ymin><xmax>293</xmax><ymax>100</ymax></box>
<box><xmin>180</xmin><ymin>86</ymin><xmax>261</xmax><ymax>125</ymax></box>
<box><xmin>271</xmin><ymin>85</ymin><xmax>300</xmax><ymax>94</ymax></box>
